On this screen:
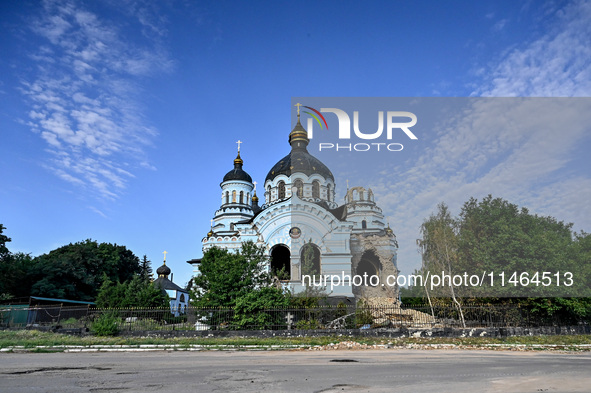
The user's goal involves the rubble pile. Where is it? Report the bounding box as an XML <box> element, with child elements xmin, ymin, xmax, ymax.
<box><xmin>364</xmin><ymin>297</ymin><xmax>436</xmax><ymax>327</ymax></box>
<box><xmin>309</xmin><ymin>341</ymin><xmax>383</xmax><ymax>350</ymax></box>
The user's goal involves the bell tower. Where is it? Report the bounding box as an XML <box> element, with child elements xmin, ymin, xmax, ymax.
<box><xmin>210</xmin><ymin>141</ymin><xmax>255</xmax><ymax>237</ymax></box>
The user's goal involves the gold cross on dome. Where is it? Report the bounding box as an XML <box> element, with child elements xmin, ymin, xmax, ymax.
<box><xmin>210</xmin><ymin>219</ymin><xmax>214</xmax><ymax>227</ymax></box>
<box><xmin>163</xmin><ymin>250</ymin><xmax>168</xmax><ymax>262</ymax></box>
<box><xmin>236</xmin><ymin>140</ymin><xmax>242</xmax><ymax>152</ymax></box>
<box><xmin>295</xmin><ymin>103</ymin><xmax>302</xmax><ymax>115</ymax></box>
<box><xmin>253</xmin><ymin>181</ymin><xmax>257</xmax><ymax>190</ymax></box>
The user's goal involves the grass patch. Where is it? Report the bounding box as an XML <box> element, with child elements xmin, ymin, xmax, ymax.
<box><xmin>394</xmin><ymin>334</ymin><xmax>591</xmax><ymax>346</ymax></box>
<box><xmin>0</xmin><ymin>330</ymin><xmax>341</xmax><ymax>348</ymax></box>
<box><xmin>0</xmin><ymin>330</ymin><xmax>590</xmax><ymax>350</ymax></box>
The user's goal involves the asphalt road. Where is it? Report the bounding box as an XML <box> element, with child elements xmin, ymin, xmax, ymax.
<box><xmin>1</xmin><ymin>349</ymin><xmax>590</xmax><ymax>392</ymax></box>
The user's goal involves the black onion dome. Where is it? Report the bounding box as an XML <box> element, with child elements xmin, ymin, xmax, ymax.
<box><xmin>223</xmin><ymin>152</ymin><xmax>252</xmax><ymax>183</ymax></box>
<box><xmin>265</xmin><ymin>151</ymin><xmax>334</xmax><ymax>182</ymax></box>
<box><xmin>265</xmin><ymin>119</ymin><xmax>334</xmax><ymax>182</ymax></box>
<box><xmin>156</xmin><ymin>263</ymin><xmax>171</xmax><ymax>277</ymax></box>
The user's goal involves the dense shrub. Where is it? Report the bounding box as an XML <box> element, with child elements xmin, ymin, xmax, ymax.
<box><xmin>91</xmin><ymin>311</ymin><xmax>120</xmax><ymax>336</ymax></box>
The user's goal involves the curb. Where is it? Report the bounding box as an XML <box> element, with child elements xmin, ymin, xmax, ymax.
<box><xmin>2</xmin><ymin>343</ymin><xmax>591</xmax><ymax>353</ymax></box>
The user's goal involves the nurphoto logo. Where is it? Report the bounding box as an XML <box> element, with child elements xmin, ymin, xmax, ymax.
<box><xmin>298</xmin><ymin>103</ymin><xmax>418</xmax><ymax>152</ymax></box>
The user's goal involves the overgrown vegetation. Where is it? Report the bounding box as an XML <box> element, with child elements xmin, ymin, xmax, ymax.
<box><xmin>95</xmin><ymin>275</ymin><xmax>169</xmax><ymax>309</ymax></box>
<box><xmin>0</xmin><ymin>226</ymin><xmax>143</xmax><ymax>302</ymax></box>
<box><xmin>233</xmin><ymin>287</ymin><xmax>290</xmax><ymax>329</ymax></box>
<box><xmin>406</xmin><ymin>195</ymin><xmax>591</xmax><ymax>325</ymax></box>
<box><xmin>191</xmin><ymin>242</ymin><xmax>292</xmax><ymax>328</ymax></box>
<box><xmin>1</xmin><ymin>193</ymin><xmax>590</xmax><ymax>332</ymax></box>
<box><xmin>91</xmin><ymin>311</ymin><xmax>120</xmax><ymax>336</ymax></box>
<box><xmin>191</xmin><ymin>242</ymin><xmax>276</xmax><ymax>309</ymax></box>
<box><xmin>1</xmin><ymin>330</ymin><xmax>591</xmax><ymax>350</ymax></box>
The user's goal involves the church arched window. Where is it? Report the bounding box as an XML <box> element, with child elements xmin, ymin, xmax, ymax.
<box><xmin>239</xmin><ymin>191</ymin><xmax>244</xmax><ymax>204</ymax></box>
<box><xmin>294</xmin><ymin>179</ymin><xmax>303</xmax><ymax>198</ymax></box>
<box><xmin>362</xmin><ymin>220</ymin><xmax>367</xmax><ymax>229</ymax></box>
<box><xmin>278</xmin><ymin>181</ymin><xmax>286</xmax><ymax>199</ymax></box>
<box><xmin>232</xmin><ymin>190</ymin><xmax>236</xmax><ymax>203</ymax></box>
<box><xmin>360</xmin><ymin>190</ymin><xmax>364</xmax><ymax>201</ymax></box>
<box><xmin>247</xmin><ymin>192</ymin><xmax>250</xmax><ymax>204</ymax></box>
<box><xmin>312</xmin><ymin>181</ymin><xmax>320</xmax><ymax>199</ymax></box>
<box><xmin>301</xmin><ymin>242</ymin><xmax>321</xmax><ymax>278</ymax></box>
<box><xmin>327</xmin><ymin>184</ymin><xmax>332</xmax><ymax>202</ymax></box>
<box><xmin>225</xmin><ymin>191</ymin><xmax>229</xmax><ymax>204</ymax></box>
<box><xmin>271</xmin><ymin>244</ymin><xmax>291</xmax><ymax>280</ymax></box>
<box><xmin>267</xmin><ymin>185</ymin><xmax>271</xmax><ymax>202</ymax></box>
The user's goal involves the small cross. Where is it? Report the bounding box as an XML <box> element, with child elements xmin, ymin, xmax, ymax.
<box><xmin>285</xmin><ymin>312</ymin><xmax>294</xmax><ymax>330</ymax></box>
<box><xmin>210</xmin><ymin>219</ymin><xmax>214</xmax><ymax>227</ymax></box>
<box><xmin>294</xmin><ymin>103</ymin><xmax>302</xmax><ymax>115</ymax></box>
<box><xmin>236</xmin><ymin>140</ymin><xmax>242</xmax><ymax>152</ymax></box>
<box><xmin>163</xmin><ymin>250</ymin><xmax>168</xmax><ymax>262</ymax></box>
<box><xmin>253</xmin><ymin>181</ymin><xmax>257</xmax><ymax>191</ymax></box>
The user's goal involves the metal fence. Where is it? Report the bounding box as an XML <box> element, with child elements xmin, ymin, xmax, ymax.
<box><xmin>1</xmin><ymin>303</ymin><xmax>588</xmax><ymax>331</ymax></box>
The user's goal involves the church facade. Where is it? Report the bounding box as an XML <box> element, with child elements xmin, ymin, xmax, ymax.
<box><xmin>189</xmin><ymin>112</ymin><xmax>399</xmax><ymax>299</ymax></box>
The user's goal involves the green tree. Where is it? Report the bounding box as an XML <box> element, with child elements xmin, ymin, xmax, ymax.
<box><xmin>95</xmin><ymin>276</ymin><xmax>126</xmax><ymax>308</ymax></box>
<box><xmin>29</xmin><ymin>240</ymin><xmax>141</xmax><ymax>301</ymax></box>
<box><xmin>0</xmin><ymin>224</ymin><xmax>11</xmax><ymax>259</ymax></box>
<box><xmin>0</xmin><ymin>252</ymin><xmax>34</xmax><ymax>299</ymax></box>
<box><xmin>191</xmin><ymin>242</ymin><xmax>290</xmax><ymax>328</ymax></box>
<box><xmin>139</xmin><ymin>255</ymin><xmax>153</xmax><ymax>283</ymax></box>
<box><xmin>191</xmin><ymin>242</ymin><xmax>275</xmax><ymax>309</ymax></box>
<box><xmin>417</xmin><ymin>196</ymin><xmax>591</xmax><ymax>325</ymax></box>
<box><xmin>570</xmin><ymin>231</ymin><xmax>591</xmax><ymax>296</ymax></box>
<box><xmin>418</xmin><ymin>203</ymin><xmax>465</xmax><ymax>327</ymax></box>
<box><xmin>95</xmin><ymin>275</ymin><xmax>169</xmax><ymax>308</ymax></box>
<box><xmin>233</xmin><ymin>286</ymin><xmax>290</xmax><ymax>329</ymax></box>
<box><xmin>0</xmin><ymin>225</ymin><xmax>34</xmax><ymax>299</ymax></box>
<box><xmin>0</xmin><ymin>224</ymin><xmax>12</xmax><ymax>297</ymax></box>
<box><xmin>123</xmin><ymin>275</ymin><xmax>169</xmax><ymax>308</ymax></box>
<box><xmin>457</xmin><ymin>195</ymin><xmax>588</xmax><ymax>297</ymax></box>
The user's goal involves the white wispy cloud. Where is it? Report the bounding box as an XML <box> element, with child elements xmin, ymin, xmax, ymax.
<box><xmin>476</xmin><ymin>0</ymin><xmax>591</xmax><ymax>97</ymax></box>
<box><xmin>21</xmin><ymin>0</ymin><xmax>172</xmax><ymax>200</ymax></box>
<box><xmin>492</xmin><ymin>18</ymin><xmax>508</xmax><ymax>32</ymax></box>
<box><xmin>374</xmin><ymin>0</ymin><xmax>591</xmax><ymax>275</ymax></box>
<box><xmin>88</xmin><ymin>205</ymin><xmax>108</xmax><ymax>219</ymax></box>
<box><xmin>377</xmin><ymin>99</ymin><xmax>591</xmax><ymax>277</ymax></box>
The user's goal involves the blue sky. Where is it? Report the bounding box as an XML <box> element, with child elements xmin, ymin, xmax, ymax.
<box><xmin>1</xmin><ymin>0</ymin><xmax>590</xmax><ymax>288</ymax></box>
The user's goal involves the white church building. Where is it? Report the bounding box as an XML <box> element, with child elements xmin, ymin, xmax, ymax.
<box><xmin>188</xmin><ymin>111</ymin><xmax>399</xmax><ymax>299</ymax></box>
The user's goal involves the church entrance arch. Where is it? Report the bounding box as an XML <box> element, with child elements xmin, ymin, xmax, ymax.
<box><xmin>270</xmin><ymin>244</ymin><xmax>291</xmax><ymax>280</ymax></box>
<box><xmin>356</xmin><ymin>250</ymin><xmax>380</xmax><ymax>286</ymax></box>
